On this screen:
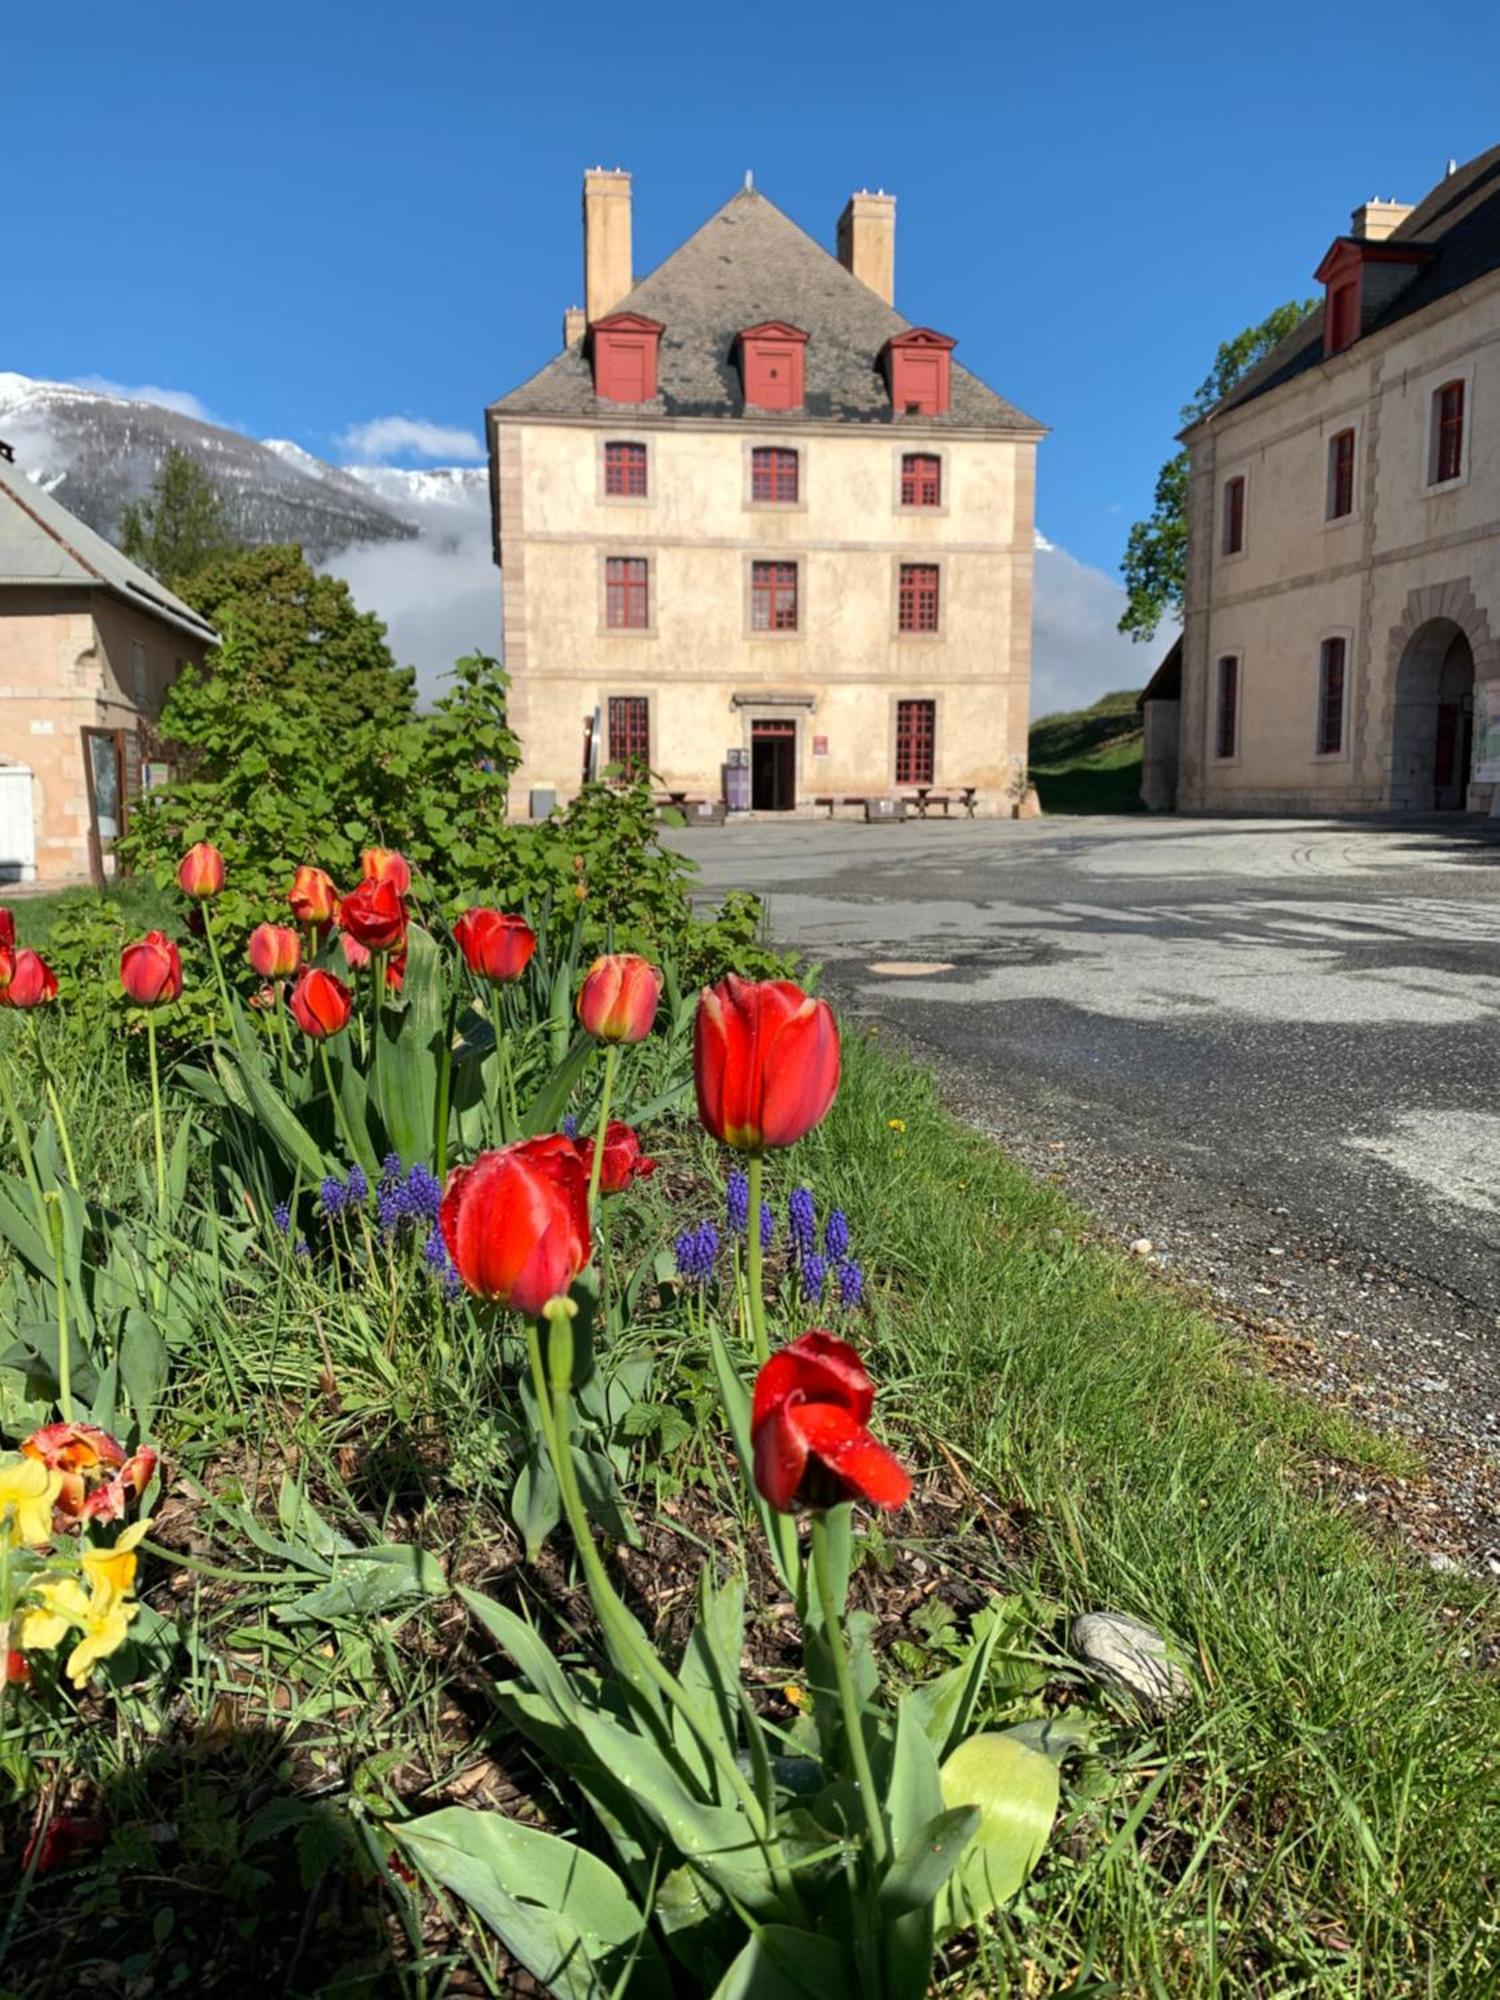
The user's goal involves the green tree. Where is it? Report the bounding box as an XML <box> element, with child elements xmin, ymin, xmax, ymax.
<box><xmin>1118</xmin><ymin>299</ymin><xmax>1317</xmax><ymax>642</ymax></box>
<box><xmin>118</xmin><ymin>447</ymin><xmax>237</xmax><ymax>587</ymax></box>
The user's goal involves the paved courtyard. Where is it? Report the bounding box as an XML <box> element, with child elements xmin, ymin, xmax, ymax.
<box><xmin>671</xmin><ymin>814</ymin><xmax>1500</xmax><ymax>1549</ymax></box>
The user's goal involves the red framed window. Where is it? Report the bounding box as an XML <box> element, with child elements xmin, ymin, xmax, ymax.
<box><xmin>605</xmin><ymin>556</ymin><xmax>650</xmax><ymax>630</ymax></box>
<box><xmin>1433</xmin><ymin>380</ymin><xmax>1465</xmax><ymax>483</ymax></box>
<box><xmin>1222</xmin><ymin>475</ymin><xmax>1246</xmax><ymax>555</ymax></box>
<box><xmin>895</xmin><ymin>698</ymin><xmax>936</xmax><ymax>786</ymax></box>
<box><xmin>1327</xmin><ymin>279</ymin><xmax>1359</xmax><ymax>355</ymax></box>
<box><xmin>901</xmin><ymin>453</ymin><xmax>942</xmax><ymax>507</ymax></box>
<box><xmin>607</xmin><ymin>695</ymin><xmax>650</xmax><ymax>778</ymax></box>
<box><xmin>898</xmin><ymin>563</ymin><xmax>940</xmax><ymax>633</ymax></box>
<box><xmin>751</xmin><ymin>560</ymin><xmax>799</xmax><ymax>632</ymax></box>
<box><xmin>1215</xmin><ymin>655</ymin><xmax>1239</xmax><ymax>760</ymax></box>
<box><xmin>751</xmin><ymin>447</ymin><xmax>799</xmax><ymax>504</ymax></box>
<box><xmin>1317</xmin><ymin>638</ymin><xmax>1346</xmax><ymax>756</ymax></box>
<box><xmin>1327</xmin><ymin>429</ymin><xmax>1355</xmax><ymax>519</ymax></box>
<box><xmin>604</xmin><ymin>441</ymin><xmax>648</xmax><ymax>497</ymax></box>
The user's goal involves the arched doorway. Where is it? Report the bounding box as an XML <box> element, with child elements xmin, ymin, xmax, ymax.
<box><xmin>1390</xmin><ymin>619</ymin><xmax>1475</xmax><ymax>810</ymax></box>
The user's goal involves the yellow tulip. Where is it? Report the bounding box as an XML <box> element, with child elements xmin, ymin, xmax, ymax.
<box><xmin>81</xmin><ymin>1520</ymin><xmax>149</xmax><ymax>1602</ymax></box>
<box><xmin>0</xmin><ymin>1456</ymin><xmax>63</xmax><ymax>1548</ymax></box>
<box><xmin>19</xmin><ymin>1576</ymin><xmax>90</xmax><ymax>1653</ymax></box>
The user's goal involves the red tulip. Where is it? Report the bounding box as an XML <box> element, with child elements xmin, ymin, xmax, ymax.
<box><xmin>21</xmin><ymin>1421</ymin><xmax>126</xmax><ymax>1519</ymax></box>
<box><xmin>288</xmin><ymin>967</ymin><xmax>353</xmax><ymax>1038</ymax></box>
<box><xmin>453</xmin><ymin>907</ymin><xmax>536</xmax><ymax>983</ymax></box>
<box><xmin>0</xmin><ymin>949</ymin><xmax>11</xmax><ymax>999</ymax></box>
<box><xmin>0</xmin><ymin>907</ymin><xmax>14</xmax><ymax>952</ymax></box>
<box><xmin>440</xmin><ymin>1135</ymin><xmax>591</xmax><ymax>1315</ymax></box>
<box><xmin>751</xmin><ymin>1332</ymin><xmax>911</xmax><ymax>1514</ymax></box>
<box><xmin>5</xmin><ymin>1650</ymin><xmax>29</xmax><ymax>1686</ymax></box>
<box><xmin>5</xmin><ymin>950</ymin><xmax>57</xmax><ymax>1009</ymax></box>
<box><xmin>361</xmin><ymin>846</ymin><xmax>412</xmax><ymax>895</ymax></box>
<box><xmin>694</xmin><ymin>976</ymin><xmax>839</xmax><ymax>1154</ymax></box>
<box><xmin>120</xmin><ymin>933</ymin><xmax>182</xmax><ymax>1008</ymax></box>
<box><xmin>339</xmin><ymin>931</ymin><xmax>370</xmax><ymax>972</ymax></box>
<box><xmin>577</xmin><ymin>953</ymin><xmax>662</xmax><ymax>1043</ymax></box>
<box><xmin>247</xmin><ymin>923</ymin><xmax>301</xmax><ymax>979</ymax></box>
<box><xmin>339</xmin><ymin>877</ymin><xmax>407</xmax><ymax>952</ymax></box>
<box><xmin>580</xmin><ymin>1120</ymin><xmax>658</xmax><ymax>1195</ymax></box>
<box><xmin>176</xmin><ymin>841</ymin><xmax>225</xmax><ymax>899</ymax></box>
<box><xmin>83</xmin><ymin>1444</ymin><xmax>158</xmax><ymax>1524</ymax></box>
<box><xmin>22</xmin><ymin>1814</ymin><xmax>105</xmax><ymax>1876</ymax></box>
<box><xmin>289</xmin><ymin>866</ymin><xmax>340</xmax><ymax>929</ymax></box>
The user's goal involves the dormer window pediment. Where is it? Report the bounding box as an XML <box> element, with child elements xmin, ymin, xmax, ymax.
<box><xmin>590</xmin><ymin>312</ymin><xmax>664</xmax><ymax>403</ymax></box>
<box><xmin>736</xmin><ymin>321</ymin><xmax>808</xmax><ymax>411</ymax></box>
<box><xmin>881</xmin><ymin>328</ymin><xmax>957</xmax><ymax>416</ymax></box>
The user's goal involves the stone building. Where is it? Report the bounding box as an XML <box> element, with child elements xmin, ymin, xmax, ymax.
<box><xmin>1174</xmin><ymin>144</ymin><xmax>1500</xmax><ymax>815</ymax></box>
<box><xmin>0</xmin><ymin>445</ymin><xmax>217</xmax><ymax>887</ymax></box>
<box><xmin>487</xmin><ymin>171</ymin><xmax>1043</xmax><ymax>816</ymax></box>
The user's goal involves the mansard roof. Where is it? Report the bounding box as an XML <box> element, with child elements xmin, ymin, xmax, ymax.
<box><xmin>1199</xmin><ymin>142</ymin><xmax>1500</xmax><ymax>428</ymax></box>
<box><xmin>490</xmin><ymin>187</ymin><xmax>1042</xmax><ymax>433</ymax></box>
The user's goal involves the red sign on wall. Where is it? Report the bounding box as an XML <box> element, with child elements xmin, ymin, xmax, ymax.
<box><xmin>812</xmin><ymin>734</ymin><xmax>829</xmax><ymax>757</ymax></box>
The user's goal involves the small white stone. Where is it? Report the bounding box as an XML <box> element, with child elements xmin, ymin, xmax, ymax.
<box><xmin>1129</xmin><ymin>1238</ymin><xmax>1153</xmax><ymax>1257</ymax></box>
<box><xmin>1072</xmin><ymin>1612</ymin><xmax>1192</xmax><ymax>1713</ymax></box>
<box><xmin>1428</xmin><ymin>1553</ymin><xmax>1458</xmax><ymax>1574</ymax></box>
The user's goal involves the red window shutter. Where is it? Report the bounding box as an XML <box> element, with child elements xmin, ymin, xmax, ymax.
<box><xmin>591</xmin><ymin>316</ymin><xmax>663</xmax><ymax>403</ymax></box>
<box><xmin>751</xmin><ymin>561</ymin><xmax>798</xmax><ymax>631</ymax></box>
<box><xmin>751</xmin><ymin>448</ymin><xmax>799</xmax><ymax>503</ymax></box>
<box><xmin>605</xmin><ymin>442</ymin><xmax>648</xmax><ymax>497</ymax></box>
<box><xmin>607</xmin><ymin>695</ymin><xmax>650</xmax><ymax>778</ymax></box>
<box><xmin>1435</xmin><ymin>381</ymin><xmax>1464</xmax><ymax>482</ymax></box>
<box><xmin>898</xmin><ymin>564</ymin><xmax>939</xmax><ymax>633</ymax></box>
<box><xmin>738</xmin><ymin>325</ymin><xmax>808</xmax><ymax>411</ymax></box>
<box><xmin>895</xmin><ymin>699</ymin><xmax>935</xmax><ymax>785</ymax></box>
<box><xmin>901</xmin><ymin>453</ymin><xmax>941</xmax><ymax>506</ymax></box>
<box><xmin>1328</xmin><ymin>430</ymin><xmax>1355</xmax><ymax>518</ymax></box>
<box><xmin>605</xmin><ymin>556</ymin><xmax>649</xmax><ymax>629</ymax></box>
<box><xmin>1215</xmin><ymin>656</ymin><xmax>1239</xmax><ymax>759</ymax></box>
<box><xmin>1317</xmin><ymin>638</ymin><xmax>1346</xmax><ymax>755</ymax></box>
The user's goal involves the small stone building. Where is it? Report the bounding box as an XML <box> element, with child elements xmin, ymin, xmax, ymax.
<box><xmin>487</xmin><ymin>171</ymin><xmax>1044</xmax><ymax>817</ymax></box>
<box><xmin>0</xmin><ymin>446</ymin><xmax>217</xmax><ymax>887</ymax></box>
<box><xmin>1174</xmin><ymin>145</ymin><xmax>1500</xmax><ymax>816</ymax></box>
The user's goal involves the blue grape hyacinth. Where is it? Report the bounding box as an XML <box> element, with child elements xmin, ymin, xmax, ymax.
<box><xmin>674</xmin><ymin>1221</ymin><xmax>720</xmax><ymax>1284</ymax></box>
<box><xmin>788</xmin><ymin>1187</ymin><xmax>817</xmax><ymax>1262</ymax></box>
<box><xmin>726</xmin><ymin>1170</ymin><xmax>749</xmax><ymax>1235</ymax></box>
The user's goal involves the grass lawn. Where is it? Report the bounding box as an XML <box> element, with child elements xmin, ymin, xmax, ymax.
<box><xmin>1</xmin><ymin>1006</ymin><xmax>1495</xmax><ymax>1993</ymax></box>
<box><xmin>4</xmin><ymin>879</ymin><xmax>173</xmax><ymax>952</ymax></box>
<box><xmin>1030</xmin><ymin>688</ymin><xmax>1146</xmax><ymax>815</ymax></box>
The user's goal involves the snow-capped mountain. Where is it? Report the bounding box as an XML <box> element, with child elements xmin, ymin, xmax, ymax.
<box><xmin>0</xmin><ymin>373</ymin><xmax>417</xmax><ymax>559</ymax></box>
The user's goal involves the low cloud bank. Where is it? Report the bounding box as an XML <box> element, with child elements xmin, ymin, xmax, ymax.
<box><xmin>1031</xmin><ymin>534</ymin><xmax>1176</xmax><ymax>717</ymax></box>
<box><xmin>337</xmin><ymin>415</ymin><xmax>486</xmax><ymax>463</ymax></box>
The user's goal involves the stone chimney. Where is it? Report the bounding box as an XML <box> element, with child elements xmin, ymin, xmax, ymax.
<box><xmin>562</xmin><ymin>305</ymin><xmax>587</xmax><ymax>349</ymax></box>
<box><xmin>837</xmin><ymin>190</ymin><xmax>896</xmax><ymax>305</ymax></box>
<box><xmin>583</xmin><ymin>168</ymin><xmax>633</xmax><ymax>323</ymax></box>
<box><xmin>1351</xmin><ymin>198</ymin><xmax>1412</xmax><ymax>242</ymax></box>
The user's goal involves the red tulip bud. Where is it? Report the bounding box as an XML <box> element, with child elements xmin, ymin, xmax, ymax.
<box><xmin>440</xmin><ymin>1136</ymin><xmax>590</xmax><ymax>1315</ymax></box>
<box><xmin>580</xmin><ymin>1120</ymin><xmax>658</xmax><ymax>1195</ymax></box>
<box><xmin>577</xmin><ymin>953</ymin><xmax>662</xmax><ymax>1043</ymax></box>
<box><xmin>4</xmin><ymin>950</ymin><xmax>57</xmax><ymax>1009</ymax></box>
<box><xmin>694</xmin><ymin>976</ymin><xmax>839</xmax><ymax>1154</ymax></box>
<box><xmin>361</xmin><ymin>847</ymin><xmax>412</xmax><ymax>895</ymax></box>
<box><xmin>176</xmin><ymin>842</ymin><xmax>225</xmax><ymax>899</ymax></box>
<box><xmin>120</xmin><ymin>932</ymin><xmax>182</xmax><ymax>1008</ymax></box>
<box><xmin>247</xmin><ymin>923</ymin><xmax>301</xmax><ymax>979</ymax></box>
<box><xmin>0</xmin><ymin>907</ymin><xmax>15</xmax><ymax>952</ymax></box>
<box><xmin>288</xmin><ymin>866</ymin><xmax>340</xmax><ymax>928</ymax></box>
<box><xmin>751</xmin><ymin>1332</ymin><xmax>911</xmax><ymax>1513</ymax></box>
<box><xmin>339</xmin><ymin>877</ymin><xmax>408</xmax><ymax>953</ymax></box>
<box><xmin>453</xmin><ymin>907</ymin><xmax>537</xmax><ymax>983</ymax></box>
<box><xmin>287</xmin><ymin>967</ymin><xmax>353</xmax><ymax>1039</ymax></box>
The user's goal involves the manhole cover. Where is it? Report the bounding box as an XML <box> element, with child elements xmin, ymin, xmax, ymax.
<box><xmin>865</xmin><ymin>960</ymin><xmax>955</xmax><ymax>976</ymax></box>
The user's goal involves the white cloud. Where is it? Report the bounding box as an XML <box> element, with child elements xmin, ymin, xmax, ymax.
<box><xmin>337</xmin><ymin>415</ymin><xmax>486</xmax><ymax>464</ymax></box>
<box><xmin>1030</xmin><ymin>532</ymin><xmax>1177</xmax><ymax>718</ymax></box>
<box><xmin>74</xmin><ymin>376</ymin><xmax>224</xmax><ymax>425</ymax></box>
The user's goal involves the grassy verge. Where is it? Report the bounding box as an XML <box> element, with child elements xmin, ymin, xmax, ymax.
<box><xmin>1030</xmin><ymin>688</ymin><xmax>1145</xmax><ymax>815</ymax></box>
<box><xmin>4</xmin><ymin>879</ymin><xmax>173</xmax><ymax>951</ymax></box>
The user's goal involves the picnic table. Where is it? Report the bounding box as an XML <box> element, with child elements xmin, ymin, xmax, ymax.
<box><xmin>904</xmin><ymin>786</ymin><xmax>979</xmax><ymax>819</ymax></box>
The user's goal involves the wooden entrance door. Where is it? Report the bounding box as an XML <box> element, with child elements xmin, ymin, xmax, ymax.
<box><xmin>751</xmin><ymin>719</ymin><xmax>796</xmax><ymax>811</ymax></box>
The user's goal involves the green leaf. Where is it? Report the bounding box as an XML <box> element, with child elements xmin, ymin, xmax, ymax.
<box><xmin>877</xmin><ymin>1805</ymin><xmax>979</xmax><ymax>1918</ymax></box>
<box><xmin>711</xmin><ymin>1928</ymin><xmax>852</xmax><ymax>1999</ymax></box>
<box><xmin>119</xmin><ymin>1309</ymin><xmax>168</xmax><ymax>1427</ymax></box>
<box><xmin>905</xmin><ymin>1595</ymin><xmax>1010</xmax><ymax>1761</ymax></box>
<box><xmin>218</xmin><ymin>1032</ymin><xmax>328</xmax><ymax>1183</ymax></box>
<box><xmin>372</xmin><ymin>923</ymin><xmax>444</xmax><ymax>1166</ymax></box>
<box><xmin>519</xmin><ymin>1031</ymin><xmax>596</xmax><ymax>1138</ymax></box>
<box><xmin>396</xmin><ymin>1806</ymin><xmax>671</xmax><ymax>2000</ymax></box>
<box><xmin>936</xmin><ymin>1731</ymin><xmax>1060</xmax><ymax>1938</ymax></box>
<box><xmin>881</xmin><ymin>1696</ymin><xmax>948</xmax><ymax>2000</ymax></box>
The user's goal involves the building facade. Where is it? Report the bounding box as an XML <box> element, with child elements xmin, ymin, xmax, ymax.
<box><xmin>0</xmin><ymin>448</ymin><xmax>217</xmax><ymax>887</ymax></box>
<box><xmin>1176</xmin><ymin>146</ymin><xmax>1500</xmax><ymax>816</ymax></box>
<box><xmin>488</xmin><ymin>173</ymin><xmax>1043</xmax><ymax>816</ymax></box>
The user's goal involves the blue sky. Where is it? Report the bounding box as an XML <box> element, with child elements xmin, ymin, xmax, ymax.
<box><xmin>6</xmin><ymin>0</ymin><xmax>1498</xmax><ymax>673</ymax></box>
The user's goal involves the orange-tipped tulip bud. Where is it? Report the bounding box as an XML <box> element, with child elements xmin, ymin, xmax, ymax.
<box><xmin>577</xmin><ymin>953</ymin><xmax>662</xmax><ymax>1043</ymax></box>
<box><xmin>288</xmin><ymin>968</ymin><xmax>353</xmax><ymax>1039</ymax></box>
<box><xmin>440</xmin><ymin>1136</ymin><xmax>590</xmax><ymax>1315</ymax></box>
<box><xmin>288</xmin><ymin>866</ymin><xmax>340</xmax><ymax>929</ymax></box>
<box><xmin>453</xmin><ymin>907</ymin><xmax>536</xmax><ymax>983</ymax></box>
<box><xmin>120</xmin><ymin>932</ymin><xmax>182</xmax><ymax>1008</ymax></box>
<box><xmin>176</xmin><ymin>842</ymin><xmax>225</xmax><ymax>899</ymax></box>
<box><xmin>339</xmin><ymin>877</ymin><xmax>407</xmax><ymax>952</ymax></box>
<box><xmin>361</xmin><ymin>847</ymin><xmax>412</xmax><ymax>895</ymax></box>
<box><xmin>694</xmin><ymin>975</ymin><xmax>839</xmax><ymax>1154</ymax></box>
<box><xmin>4</xmin><ymin>950</ymin><xmax>57</xmax><ymax>1009</ymax></box>
<box><xmin>247</xmin><ymin>923</ymin><xmax>301</xmax><ymax>979</ymax></box>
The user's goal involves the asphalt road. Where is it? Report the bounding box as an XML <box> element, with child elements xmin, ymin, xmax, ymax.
<box><xmin>669</xmin><ymin>814</ymin><xmax>1500</xmax><ymax>1540</ymax></box>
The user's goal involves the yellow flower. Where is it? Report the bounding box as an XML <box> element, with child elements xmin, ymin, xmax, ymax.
<box><xmin>19</xmin><ymin>1576</ymin><xmax>89</xmax><ymax>1653</ymax></box>
<box><xmin>0</xmin><ymin>1456</ymin><xmax>63</xmax><ymax>1547</ymax></box>
<box><xmin>81</xmin><ymin>1518</ymin><xmax>150</xmax><ymax>1601</ymax></box>
<box><xmin>63</xmin><ymin>1590</ymin><xmax>139</xmax><ymax>1688</ymax></box>
<box><xmin>19</xmin><ymin>1572</ymin><xmax>139</xmax><ymax>1687</ymax></box>
<box><xmin>887</xmin><ymin>1118</ymin><xmax>907</xmax><ymax>1134</ymax></box>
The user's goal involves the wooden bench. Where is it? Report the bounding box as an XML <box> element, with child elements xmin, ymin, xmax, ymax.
<box><xmin>904</xmin><ymin>787</ymin><xmax>979</xmax><ymax>819</ymax></box>
<box><xmin>813</xmin><ymin>795</ymin><xmax>874</xmax><ymax>817</ymax></box>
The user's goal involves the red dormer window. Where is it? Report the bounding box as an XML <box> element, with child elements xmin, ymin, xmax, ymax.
<box><xmin>736</xmin><ymin>322</ymin><xmax>808</xmax><ymax>411</ymax></box>
<box><xmin>1315</xmin><ymin>235</ymin><xmax>1431</xmax><ymax>359</ymax></box>
<box><xmin>590</xmin><ymin>312</ymin><xmax>664</xmax><ymax>404</ymax></box>
<box><xmin>882</xmin><ymin>329</ymin><xmax>957</xmax><ymax>416</ymax></box>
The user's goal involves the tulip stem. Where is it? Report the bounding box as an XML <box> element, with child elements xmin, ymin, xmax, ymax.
<box><xmin>145</xmin><ymin>1017</ymin><xmax>167</xmax><ymax>1221</ymax></box>
<box><xmin>529</xmin><ymin>1300</ymin><xmax>799</xmax><ymax>1907</ymax></box>
<box><xmin>586</xmin><ymin>1044</ymin><xmax>619</xmax><ymax>1220</ymax></box>
<box><xmin>745</xmin><ymin>1151</ymin><xmax>769</xmax><ymax>1365</ymax></box>
<box><xmin>318</xmin><ymin>1043</ymin><xmax>363</xmax><ymax>1168</ymax></box>
<box><xmin>434</xmin><ymin>988</ymin><xmax>457</xmax><ymax>1186</ymax></box>
<box><xmin>44</xmin><ymin>1191</ymin><xmax>73</xmax><ymax>1422</ymax></box>
<box><xmin>811</xmin><ymin>1508</ymin><xmax>887</xmax><ymax>1868</ymax></box>
<box><xmin>371</xmin><ymin>951</ymin><xmax>386</xmax><ymax>1121</ymax></box>
<box><xmin>28</xmin><ymin>1020</ymin><xmax>79</xmax><ymax>1191</ymax></box>
<box><xmin>200</xmin><ymin>908</ymin><xmax>238</xmax><ymax>1045</ymax></box>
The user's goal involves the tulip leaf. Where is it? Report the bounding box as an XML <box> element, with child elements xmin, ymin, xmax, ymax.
<box><xmin>217</xmin><ymin>1037</ymin><xmax>328</xmax><ymax>1184</ymax></box>
<box><xmin>880</xmin><ymin>1695</ymin><xmax>950</xmax><ymax>2000</ymax></box>
<box><xmin>395</xmin><ymin>1805</ymin><xmax>671</xmax><ymax>2000</ymax></box>
<box><xmin>511</xmin><ymin>1440</ymin><xmax>561</xmax><ymax>1561</ymax></box>
<box><xmin>936</xmin><ymin>1731</ymin><xmax>1060</xmax><ymax>1939</ymax></box>
<box><xmin>119</xmin><ymin>1308</ymin><xmax>168</xmax><ymax>1428</ymax></box>
<box><xmin>371</xmin><ymin>923</ymin><xmax>444</xmax><ymax>1169</ymax></box>
<box><xmin>877</xmin><ymin>1804</ymin><xmax>980</xmax><ymax>1917</ymax></box>
<box><xmin>519</xmin><ymin>1031</ymin><xmax>596</xmax><ymax>1139</ymax></box>
<box><xmin>711</xmin><ymin>1928</ymin><xmax>853</xmax><ymax>1999</ymax></box>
